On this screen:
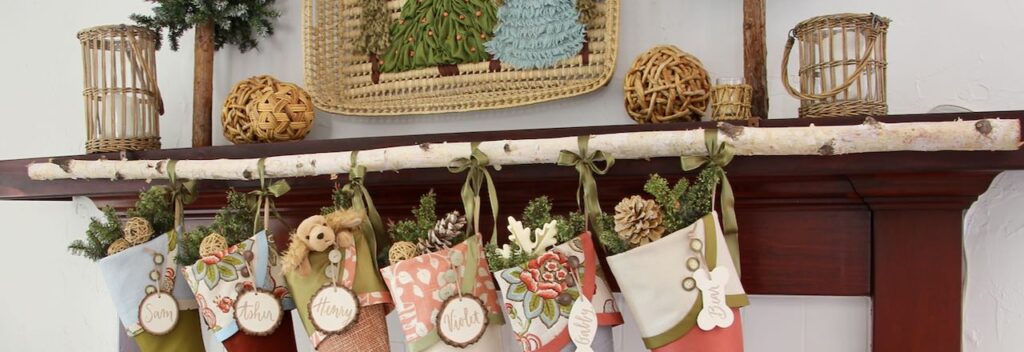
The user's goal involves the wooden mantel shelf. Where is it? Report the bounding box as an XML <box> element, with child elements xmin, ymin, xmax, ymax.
<box><xmin>3</xmin><ymin>111</ymin><xmax>1023</xmax><ymax>352</ymax></box>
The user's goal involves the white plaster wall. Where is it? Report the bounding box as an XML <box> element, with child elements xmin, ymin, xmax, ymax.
<box><xmin>0</xmin><ymin>0</ymin><xmax>1021</xmax><ymax>351</ymax></box>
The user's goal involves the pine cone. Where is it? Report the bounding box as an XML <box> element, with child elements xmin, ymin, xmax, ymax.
<box><xmin>417</xmin><ymin>211</ymin><xmax>466</xmax><ymax>253</ymax></box>
<box><xmin>613</xmin><ymin>195</ymin><xmax>666</xmax><ymax>246</ymax></box>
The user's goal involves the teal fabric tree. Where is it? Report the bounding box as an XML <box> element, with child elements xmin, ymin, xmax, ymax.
<box><xmin>485</xmin><ymin>0</ymin><xmax>585</xmax><ymax>69</ymax></box>
<box><xmin>382</xmin><ymin>0</ymin><xmax>498</xmax><ymax>73</ymax></box>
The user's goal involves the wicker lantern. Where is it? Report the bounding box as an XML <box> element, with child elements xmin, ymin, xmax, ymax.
<box><xmin>711</xmin><ymin>78</ymin><xmax>752</xmax><ymax>121</ymax></box>
<box><xmin>78</xmin><ymin>25</ymin><xmax>163</xmax><ymax>153</ymax></box>
<box><xmin>781</xmin><ymin>13</ymin><xmax>890</xmax><ymax>118</ymax></box>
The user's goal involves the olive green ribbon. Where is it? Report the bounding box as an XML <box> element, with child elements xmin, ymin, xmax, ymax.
<box><xmin>343</xmin><ymin>151</ymin><xmax>388</xmax><ymax>272</ymax></box>
<box><xmin>681</xmin><ymin>129</ymin><xmax>740</xmax><ymax>274</ymax></box>
<box><xmin>447</xmin><ymin>142</ymin><xmax>499</xmax><ymax>243</ymax></box>
<box><xmin>248</xmin><ymin>158</ymin><xmax>290</xmax><ymax>235</ymax></box>
<box><xmin>160</xmin><ymin>160</ymin><xmax>197</xmax><ymax>252</ymax></box>
<box><xmin>557</xmin><ymin>135</ymin><xmax>615</xmax><ymax>230</ymax></box>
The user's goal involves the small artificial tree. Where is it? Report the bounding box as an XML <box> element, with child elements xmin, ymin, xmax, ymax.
<box><xmin>381</xmin><ymin>0</ymin><xmax>498</xmax><ymax>74</ymax></box>
<box><xmin>485</xmin><ymin>0</ymin><xmax>585</xmax><ymax>69</ymax></box>
<box><xmin>131</xmin><ymin>0</ymin><xmax>280</xmax><ymax>147</ymax></box>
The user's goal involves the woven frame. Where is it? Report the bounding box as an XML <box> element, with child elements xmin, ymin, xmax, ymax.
<box><xmin>302</xmin><ymin>0</ymin><xmax>620</xmax><ymax>116</ymax></box>
<box><xmin>782</xmin><ymin>13</ymin><xmax>891</xmax><ymax>118</ymax></box>
<box><xmin>78</xmin><ymin>24</ymin><xmax>162</xmax><ymax>153</ymax></box>
<box><xmin>711</xmin><ymin>84</ymin><xmax>752</xmax><ymax>121</ymax></box>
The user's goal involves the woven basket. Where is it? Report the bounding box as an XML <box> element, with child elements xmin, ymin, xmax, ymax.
<box><xmin>782</xmin><ymin>13</ymin><xmax>891</xmax><ymax>118</ymax></box>
<box><xmin>302</xmin><ymin>0</ymin><xmax>620</xmax><ymax>116</ymax></box>
<box><xmin>78</xmin><ymin>25</ymin><xmax>163</xmax><ymax>153</ymax></box>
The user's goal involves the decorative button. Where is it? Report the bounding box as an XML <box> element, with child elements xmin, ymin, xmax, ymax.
<box><xmin>324</xmin><ymin>264</ymin><xmax>338</xmax><ymax>279</ymax></box>
<box><xmin>152</xmin><ymin>254</ymin><xmax>164</xmax><ymax>265</ymax></box>
<box><xmin>149</xmin><ymin>270</ymin><xmax>160</xmax><ymax>281</ymax></box>
<box><xmin>329</xmin><ymin>249</ymin><xmax>343</xmax><ymax>263</ymax></box>
<box><xmin>682</xmin><ymin>277</ymin><xmax>696</xmax><ymax>291</ymax></box>
<box><xmin>686</xmin><ymin>257</ymin><xmax>700</xmax><ymax>271</ymax></box>
<box><xmin>690</xmin><ymin>239</ymin><xmax>703</xmax><ymax>252</ymax></box>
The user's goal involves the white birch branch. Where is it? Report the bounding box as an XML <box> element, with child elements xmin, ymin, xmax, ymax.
<box><xmin>27</xmin><ymin>119</ymin><xmax>1021</xmax><ymax>181</ymax></box>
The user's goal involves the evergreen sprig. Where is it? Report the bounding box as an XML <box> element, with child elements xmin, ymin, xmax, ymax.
<box><xmin>68</xmin><ymin>187</ymin><xmax>178</xmax><ymax>261</ymax></box>
<box><xmin>321</xmin><ymin>185</ymin><xmax>354</xmax><ymax>215</ymax></box>
<box><xmin>386</xmin><ymin>191</ymin><xmax>438</xmax><ymax>244</ymax></box>
<box><xmin>131</xmin><ymin>0</ymin><xmax>280</xmax><ymax>52</ymax></box>
<box><xmin>521</xmin><ymin>196</ymin><xmax>553</xmax><ymax>230</ymax></box>
<box><xmin>176</xmin><ymin>190</ymin><xmax>260</xmax><ymax>265</ymax></box>
<box><xmin>484</xmin><ymin>241</ymin><xmax>533</xmax><ymax>271</ymax></box>
<box><xmin>68</xmin><ymin>207</ymin><xmax>123</xmax><ymax>261</ymax></box>
<box><xmin>126</xmin><ymin>186</ymin><xmax>175</xmax><ymax>235</ymax></box>
<box><xmin>643</xmin><ymin>168</ymin><xmax>719</xmax><ymax>234</ymax></box>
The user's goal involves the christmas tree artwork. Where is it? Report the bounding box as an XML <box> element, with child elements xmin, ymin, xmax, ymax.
<box><xmin>485</xmin><ymin>0</ymin><xmax>586</xmax><ymax>69</ymax></box>
<box><xmin>381</xmin><ymin>0</ymin><xmax>498</xmax><ymax>73</ymax></box>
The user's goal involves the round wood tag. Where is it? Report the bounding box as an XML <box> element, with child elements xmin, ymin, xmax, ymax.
<box><xmin>233</xmin><ymin>289</ymin><xmax>284</xmax><ymax>336</ymax></box>
<box><xmin>309</xmin><ymin>285</ymin><xmax>360</xmax><ymax>334</ymax></box>
<box><xmin>137</xmin><ymin>292</ymin><xmax>179</xmax><ymax>336</ymax></box>
<box><xmin>436</xmin><ymin>293</ymin><xmax>488</xmax><ymax>348</ymax></box>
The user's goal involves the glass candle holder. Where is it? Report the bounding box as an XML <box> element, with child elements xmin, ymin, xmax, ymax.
<box><xmin>711</xmin><ymin>78</ymin><xmax>752</xmax><ymax>121</ymax></box>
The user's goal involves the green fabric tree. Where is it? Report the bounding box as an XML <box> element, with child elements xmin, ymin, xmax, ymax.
<box><xmin>381</xmin><ymin>0</ymin><xmax>498</xmax><ymax>73</ymax></box>
<box><xmin>356</xmin><ymin>0</ymin><xmax>391</xmax><ymax>57</ymax></box>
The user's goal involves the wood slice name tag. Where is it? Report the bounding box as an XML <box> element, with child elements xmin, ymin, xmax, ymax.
<box><xmin>436</xmin><ymin>294</ymin><xmax>488</xmax><ymax>348</ymax></box>
<box><xmin>309</xmin><ymin>285</ymin><xmax>360</xmax><ymax>334</ymax></box>
<box><xmin>568</xmin><ymin>296</ymin><xmax>598</xmax><ymax>352</ymax></box>
<box><xmin>137</xmin><ymin>292</ymin><xmax>179</xmax><ymax>336</ymax></box>
<box><xmin>233</xmin><ymin>289</ymin><xmax>284</xmax><ymax>336</ymax></box>
<box><xmin>694</xmin><ymin>267</ymin><xmax>735</xmax><ymax>331</ymax></box>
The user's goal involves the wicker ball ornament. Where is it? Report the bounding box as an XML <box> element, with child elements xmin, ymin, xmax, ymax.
<box><xmin>107</xmin><ymin>238</ymin><xmax>131</xmax><ymax>256</ymax></box>
<box><xmin>200</xmin><ymin>233</ymin><xmax>229</xmax><ymax>257</ymax></box>
<box><xmin>123</xmin><ymin>217</ymin><xmax>155</xmax><ymax>246</ymax></box>
<box><xmin>248</xmin><ymin>81</ymin><xmax>315</xmax><ymax>142</ymax></box>
<box><xmin>221</xmin><ymin>75</ymin><xmax>315</xmax><ymax>144</ymax></box>
<box><xmin>624</xmin><ymin>45</ymin><xmax>711</xmax><ymax>123</ymax></box>
<box><xmin>388</xmin><ymin>241</ymin><xmax>419</xmax><ymax>264</ymax></box>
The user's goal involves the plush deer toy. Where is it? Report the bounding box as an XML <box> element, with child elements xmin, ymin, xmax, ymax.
<box><xmin>282</xmin><ymin>208</ymin><xmax>362</xmax><ymax>275</ymax></box>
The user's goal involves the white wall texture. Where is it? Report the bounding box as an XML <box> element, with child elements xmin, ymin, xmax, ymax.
<box><xmin>0</xmin><ymin>0</ymin><xmax>1021</xmax><ymax>351</ymax></box>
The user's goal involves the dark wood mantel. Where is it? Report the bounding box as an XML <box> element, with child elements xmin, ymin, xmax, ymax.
<box><xmin>3</xmin><ymin>111</ymin><xmax>1024</xmax><ymax>352</ymax></box>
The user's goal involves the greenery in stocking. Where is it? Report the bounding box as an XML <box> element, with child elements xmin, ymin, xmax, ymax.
<box><xmin>386</xmin><ymin>190</ymin><xmax>438</xmax><ymax>243</ymax></box>
<box><xmin>131</xmin><ymin>0</ymin><xmax>280</xmax><ymax>52</ymax></box>
<box><xmin>485</xmin><ymin>0</ymin><xmax>585</xmax><ymax>69</ymax></box>
<box><xmin>176</xmin><ymin>190</ymin><xmax>261</xmax><ymax>265</ymax></box>
<box><xmin>68</xmin><ymin>207</ymin><xmax>124</xmax><ymax>261</ymax></box>
<box><xmin>68</xmin><ymin>187</ymin><xmax>176</xmax><ymax>261</ymax></box>
<box><xmin>382</xmin><ymin>0</ymin><xmax>498</xmax><ymax>72</ymax></box>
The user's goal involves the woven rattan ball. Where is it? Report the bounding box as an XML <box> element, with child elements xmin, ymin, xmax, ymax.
<box><xmin>200</xmin><ymin>233</ymin><xmax>229</xmax><ymax>257</ymax></box>
<box><xmin>247</xmin><ymin>80</ymin><xmax>315</xmax><ymax>143</ymax></box>
<box><xmin>107</xmin><ymin>238</ymin><xmax>131</xmax><ymax>256</ymax></box>
<box><xmin>123</xmin><ymin>217</ymin><xmax>155</xmax><ymax>246</ymax></box>
<box><xmin>222</xmin><ymin>75</ymin><xmax>280</xmax><ymax>144</ymax></box>
<box><xmin>388</xmin><ymin>241</ymin><xmax>419</xmax><ymax>264</ymax></box>
<box><xmin>624</xmin><ymin>45</ymin><xmax>711</xmax><ymax>123</ymax></box>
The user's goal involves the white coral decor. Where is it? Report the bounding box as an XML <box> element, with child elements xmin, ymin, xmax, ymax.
<box><xmin>507</xmin><ymin>216</ymin><xmax>558</xmax><ymax>256</ymax></box>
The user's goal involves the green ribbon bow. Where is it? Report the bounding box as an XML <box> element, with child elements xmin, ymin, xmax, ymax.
<box><xmin>557</xmin><ymin>135</ymin><xmax>615</xmax><ymax>230</ymax></box>
<box><xmin>447</xmin><ymin>142</ymin><xmax>499</xmax><ymax>243</ymax></box>
<box><xmin>249</xmin><ymin>158</ymin><xmax>290</xmax><ymax>235</ymax></box>
<box><xmin>681</xmin><ymin>129</ymin><xmax>740</xmax><ymax>274</ymax></box>
<box><xmin>342</xmin><ymin>151</ymin><xmax>389</xmax><ymax>271</ymax></box>
<box><xmin>160</xmin><ymin>160</ymin><xmax>197</xmax><ymax>252</ymax></box>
